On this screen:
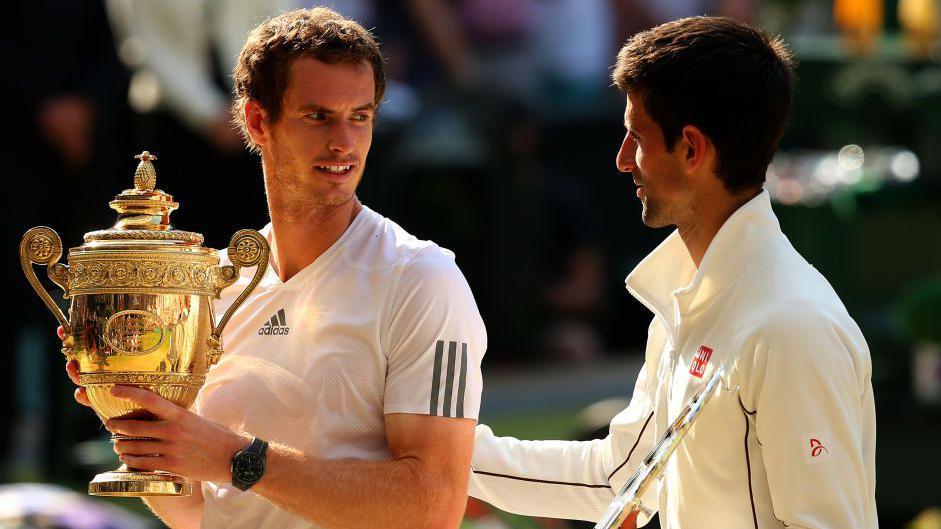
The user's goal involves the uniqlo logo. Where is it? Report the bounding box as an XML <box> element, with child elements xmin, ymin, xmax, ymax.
<box><xmin>689</xmin><ymin>345</ymin><xmax>713</xmax><ymax>378</ymax></box>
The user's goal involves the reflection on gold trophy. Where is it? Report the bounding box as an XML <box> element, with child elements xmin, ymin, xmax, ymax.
<box><xmin>19</xmin><ymin>151</ymin><xmax>269</xmax><ymax>497</ymax></box>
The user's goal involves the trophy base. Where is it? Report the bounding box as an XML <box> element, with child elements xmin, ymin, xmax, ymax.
<box><xmin>89</xmin><ymin>465</ymin><xmax>191</xmax><ymax>497</ymax></box>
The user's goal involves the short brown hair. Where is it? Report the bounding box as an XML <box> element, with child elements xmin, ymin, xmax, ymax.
<box><xmin>613</xmin><ymin>16</ymin><xmax>795</xmax><ymax>192</ymax></box>
<box><xmin>232</xmin><ymin>7</ymin><xmax>386</xmax><ymax>153</ymax></box>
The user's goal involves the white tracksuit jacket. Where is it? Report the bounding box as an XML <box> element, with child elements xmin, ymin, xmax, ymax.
<box><xmin>470</xmin><ymin>191</ymin><xmax>878</xmax><ymax>529</ymax></box>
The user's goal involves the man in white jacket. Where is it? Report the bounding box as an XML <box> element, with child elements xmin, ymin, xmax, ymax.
<box><xmin>469</xmin><ymin>16</ymin><xmax>877</xmax><ymax>529</ymax></box>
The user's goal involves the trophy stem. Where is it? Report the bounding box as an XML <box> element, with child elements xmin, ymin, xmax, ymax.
<box><xmin>88</xmin><ymin>433</ymin><xmax>192</xmax><ymax>497</ymax></box>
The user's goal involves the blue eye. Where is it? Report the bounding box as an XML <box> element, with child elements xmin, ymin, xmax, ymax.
<box><xmin>351</xmin><ymin>113</ymin><xmax>370</xmax><ymax>122</ymax></box>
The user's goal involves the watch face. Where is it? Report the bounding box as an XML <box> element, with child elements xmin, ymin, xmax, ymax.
<box><xmin>234</xmin><ymin>453</ymin><xmax>265</xmax><ymax>483</ymax></box>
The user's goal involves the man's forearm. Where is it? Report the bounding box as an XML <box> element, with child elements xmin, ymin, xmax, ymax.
<box><xmin>142</xmin><ymin>484</ymin><xmax>204</xmax><ymax>529</ymax></box>
<box><xmin>103</xmin><ymin>395</ymin><xmax>473</xmax><ymax>528</ymax></box>
<box><xmin>253</xmin><ymin>443</ymin><xmax>466</xmax><ymax>529</ymax></box>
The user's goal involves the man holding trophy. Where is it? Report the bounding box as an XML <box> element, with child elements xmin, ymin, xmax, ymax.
<box><xmin>468</xmin><ymin>17</ymin><xmax>878</xmax><ymax>529</ymax></box>
<box><xmin>56</xmin><ymin>7</ymin><xmax>486</xmax><ymax>529</ymax></box>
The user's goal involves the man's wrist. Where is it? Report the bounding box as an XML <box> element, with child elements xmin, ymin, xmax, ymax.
<box><xmin>230</xmin><ymin>436</ymin><xmax>269</xmax><ymax>491</ymax></box>
<box><xmin>220</xmin><ymin>432</ymin><xmax>253</xmax><ymax>483</ymax></box>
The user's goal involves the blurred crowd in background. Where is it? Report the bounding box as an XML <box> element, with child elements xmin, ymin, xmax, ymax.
<box><xmin>2</xmin><ymin>0</ymin><xmax>941</xmax><ymax>527</ymax></box>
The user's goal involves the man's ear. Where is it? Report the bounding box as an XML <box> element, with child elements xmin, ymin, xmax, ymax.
<box><xmin>244</xmin><ymin>99</ymin><xmax>269</xmax><ymax>148</ymax></box>
<box><xmin>679</xmin><ymin>124</ymin><xmax>713</xmax><ymax>175</ymax></box>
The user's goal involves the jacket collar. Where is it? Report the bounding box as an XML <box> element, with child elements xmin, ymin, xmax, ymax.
<box><xmin>625</xmin><ymin>190</ymin><xmax>781</xmax><ymax>336</ymax></box>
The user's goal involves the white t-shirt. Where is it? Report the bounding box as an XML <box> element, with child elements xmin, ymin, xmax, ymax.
<box><xmin>195</xmin><ymin>205</ymin><xmax>486</xmax><ymax>529</ymax></box>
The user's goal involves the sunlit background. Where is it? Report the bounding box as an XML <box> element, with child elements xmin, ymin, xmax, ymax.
<box><xmin>3</xmin><ymin>0</ymin><xmax>941</xmax><ymax>527</ymax></box>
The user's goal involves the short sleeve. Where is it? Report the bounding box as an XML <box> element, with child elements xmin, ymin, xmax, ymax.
<box><xmin>383</xmin><ymin>246</ymin><xmax>487</xmax><ymax>419</ymax></box>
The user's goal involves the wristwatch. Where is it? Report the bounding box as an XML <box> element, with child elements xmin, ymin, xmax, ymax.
<box><xmin>231</xmin><ymin>437</ymin><xmax>269</xmax><ymax>491</ymax></box>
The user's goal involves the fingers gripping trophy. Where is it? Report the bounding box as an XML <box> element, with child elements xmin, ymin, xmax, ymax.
<box><xmin>19</xmin><ymin>151</ymin><xmax>269</xmax><ymax>496</ymax></box>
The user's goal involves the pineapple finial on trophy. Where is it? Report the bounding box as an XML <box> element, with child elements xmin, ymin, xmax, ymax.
<box><xmin>133</xmin><ymin>151</ymin><xmax>158</xmax><ymax>191</ymax></box>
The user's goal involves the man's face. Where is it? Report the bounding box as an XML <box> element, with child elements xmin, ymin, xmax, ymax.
<box><xmin>616</xmin><ymin>92</ymin><xmax>693</xmax><ymax>228</ymax></box>
<box><xmin>262</xmin><ymin>57</ymin><xmax>376</xmax><ymax>210</ymax></box>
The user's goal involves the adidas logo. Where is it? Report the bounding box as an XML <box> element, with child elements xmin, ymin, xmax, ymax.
<box><xmin>258</xmin><ymin>309</ymin><xmax>290</xmax><ymax>335</ymax></box>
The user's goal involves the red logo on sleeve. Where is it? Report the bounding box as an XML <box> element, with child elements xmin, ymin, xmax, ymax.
<box><xmin>689</xmin><ymin>345</ymin><xmax>713</xmax><ymax>378</ymax></box>
<box><xmin>804</xmin><ymin>433</ymin><xmax>833</xmax><ymax>464</ymax></box>
<box><xmin>810</xmin><ymin>438</ymin><xmax>829</xmax><ymax>457</ymax></box>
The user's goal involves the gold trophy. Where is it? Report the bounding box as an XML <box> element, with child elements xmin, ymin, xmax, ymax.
<box><xmin>19</xmin><ymin>151</ymin><xmax>269</xmax><ymax>497</ymax></box>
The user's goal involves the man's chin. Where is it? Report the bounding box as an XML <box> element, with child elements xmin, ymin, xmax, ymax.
<box><xmin>641</xmin><ymin>204</ymin><xmax>672</xmax><ymax>229</ymax></box>
<box><xmin>313</xmin><ymin>190</ymin><xmax>356</xmax><ymax>209</ymax></box>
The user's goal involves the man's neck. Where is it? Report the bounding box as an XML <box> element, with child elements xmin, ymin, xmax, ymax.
<box><xmin>268</xmin><ymin>198</ymin><xmax>363</xmax><ymax>282</ymax></box>
<box><xmin>678</xmin><ymin>188</ymin><xmax>760</xmax><ymax>268</ymax></box>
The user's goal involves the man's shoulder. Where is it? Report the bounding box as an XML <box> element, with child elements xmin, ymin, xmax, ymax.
<box><xmin>341</xmin><ymin>206</ymin><xmax>456</xmax><ymax>274</ymax></box>
<box><xmin>740</xmin><ymin>234</ymin><xmax>843</xmax><ymax>311</ymax></box>
<box><xmin>733</xmin><ymin>279</ymin><xmax>867</xmax><ymax>370</ymax></box>
<box><xmin>733</xmin><ymin>238</ymin><xmax>865</xmax><ymax>346</ymax></box>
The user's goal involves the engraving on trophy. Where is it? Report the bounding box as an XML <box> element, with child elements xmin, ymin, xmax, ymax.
<box><xmin>236</xmin><ymin>238</ymin><xmax>262</xmax><ymax>262</ymax></box>
<box><xmin>103</xmin><ymin>309</ymin><xmax>167</xmax><ymax>356</ymax></box>
<box><xmin>29</xmin><ymin>234</ymin><xmax>56</xmax><ymax>261</ymax></box>
<box><xmin>70</xmin><ymin>258</ymin><xmax>217</xmax><ymax>295</ymax></box>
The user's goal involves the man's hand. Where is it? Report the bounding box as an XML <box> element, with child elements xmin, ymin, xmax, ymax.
<box><xmin>106</xmin><ymin>386</ymin><xmax>248</xmax><ymax>484</ymax></box>
<box><xmin>59</xmin><ymin>325</ymin><xmax>92</xmax><ymax>408</ymax></box>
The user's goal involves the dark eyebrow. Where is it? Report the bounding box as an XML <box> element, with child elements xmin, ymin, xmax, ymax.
<box><xmin>298</xmin><ymin>103</ymin><xmax>331</xmax><ymax>114</ymax></box>
<box><xmin>298</xmin><ymin>102</ymin><xmax>376</xmax><ymax>114</ymax></box>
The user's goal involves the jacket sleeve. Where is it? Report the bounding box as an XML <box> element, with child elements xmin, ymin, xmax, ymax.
<box><xmin>739</xmin><ymin>308</ymin><xmax>877</xmax><ymax>529</ymax></box>
<box><xmin>468</xmin><ymin>363</ymin><xmax>657</xmax><ymax>523</ymax></box>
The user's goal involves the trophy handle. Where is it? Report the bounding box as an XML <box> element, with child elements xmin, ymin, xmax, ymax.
<box><xmin>208</xmin><ymin>229</ymin><xmax>269</xmax><ymax>363</ymax></box>
<box><xmin>20</xmin><ymin>227</ymin><xmax>71</xmax><ymax>336</ymax></box>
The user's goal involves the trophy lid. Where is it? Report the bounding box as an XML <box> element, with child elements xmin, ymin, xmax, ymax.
<box><xmin>83</xmin><ymin>151</ymin><xmax>204</xmax><ymax>245</ymax></box>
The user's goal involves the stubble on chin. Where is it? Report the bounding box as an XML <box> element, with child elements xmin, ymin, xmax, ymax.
<box><xmin>642</xmin><ymin>190</ymin><xmax>698</xmax><ymax>229</ymax></box>
<box><xmin>266</xmin><ymin>163</ymin><xmax>359</xmax><ymax>218</ymax></box>
<box><xmin>641</xmin><ymin>193</ymin><xmax>686</xmax><ymax>229</ymax></box>
<box><xmin>310</xmin><ymin>189</ymin><xmax>355</xmax><ymax>209</ymax></box>
<box><xmin>641</xmin><ymin>196</ymin><xmax>666</xmax><ymax>228</ymax></box>
<box><xmin>273</xmin><ymin>188</ymin><xmax>355</xmax><ymax>220</ymax></box>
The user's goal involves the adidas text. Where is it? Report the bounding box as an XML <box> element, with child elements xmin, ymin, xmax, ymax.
<box><xmin>259</xmin><ymin>326</ymin><xmax>290</xmax><ymax>336</ymax></box>
<box><xmin>258</xmin><ymin>308</ymin><xmax>290</xmax><ymax>336</ymax></box>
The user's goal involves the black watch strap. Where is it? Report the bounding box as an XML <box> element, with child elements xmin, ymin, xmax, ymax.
<box><xmin>231</xmin><ymin>437</ymin><xmax>269</xmax><ymax>491</ymax></box>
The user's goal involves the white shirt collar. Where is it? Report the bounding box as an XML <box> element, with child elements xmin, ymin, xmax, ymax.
<box><xmin>255</xmin><ymin>204</ymin><xmax>375</xmax><ymax>287</ymax></box>
<box><xmin>625</xmin><ymin>190</ymin><xmax>781</xmax><ymax>334</ymax></box>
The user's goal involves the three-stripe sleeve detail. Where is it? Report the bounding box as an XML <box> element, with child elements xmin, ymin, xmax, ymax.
<box><xmin>456</xmin><ymin>343</ymin><xmax>468</xmax><ymax>418</ymax></box>
<box><xmin>430</xmin><ymin>341</ymin><xmax>444</xmax><ymax>415</ymax></box>
<box><xmin>443</xmin><ymin>342</ymin><xmax>457</xmax><ymax>417</ymax></box>
<box><xmin>430</xmin><ymin>340</ymin><xmax>469</xmax><ymax>418</ymax></box>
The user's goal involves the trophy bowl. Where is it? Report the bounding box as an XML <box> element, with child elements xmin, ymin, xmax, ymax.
<box><xmin>19</xmin><ymin>152</ymin><xmax>269</xmax><ymax>497</ymax></box>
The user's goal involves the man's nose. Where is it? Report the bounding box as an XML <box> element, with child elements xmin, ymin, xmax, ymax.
<box><xmin>616</xmin><ymin>135</ymin><xmax>637</xmax><ymax>173</ymax></box>
<box><xmin>329</xmin><ymin>123</ymin><xmax>354</xmax><ymax>155</ymax></box>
